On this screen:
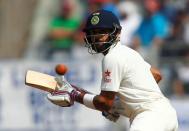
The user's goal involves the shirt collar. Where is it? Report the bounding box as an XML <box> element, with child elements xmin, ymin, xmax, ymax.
<box><xmin>107</xmin><ymin>41</ymin><xmax>120</xmax><ymax>54</ymax></box>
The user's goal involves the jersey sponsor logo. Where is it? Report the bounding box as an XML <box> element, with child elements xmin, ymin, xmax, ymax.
<box><xmin>103</xmin><ymin>69</ymin><xmax>111</xmax><ymax>83</ymax></box>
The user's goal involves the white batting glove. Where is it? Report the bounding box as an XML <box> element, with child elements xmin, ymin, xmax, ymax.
<box><xmin>47</xmin><ymin>76</ymin><xmax>75</xmax><ymax>107</ymax></box>
<box><xmin>47</xmin><ymin>91</ymin><xmax>74</xmax><ymax>107</ymax></box>
<box><xmin>102</xmin><ymin>111</ymin><xmax>120</xmax><ymax>122</ymax></box>
<box><xmin>55</xmin><ymin>76</ymin><xmax>75</xmax><ymax>93</ymax></box>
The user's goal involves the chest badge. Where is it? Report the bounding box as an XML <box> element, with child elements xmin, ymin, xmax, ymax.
<box><xmin>103</xmin><ymin>69</ymin><xmax>111</xmax><ymax>83</ymax></box>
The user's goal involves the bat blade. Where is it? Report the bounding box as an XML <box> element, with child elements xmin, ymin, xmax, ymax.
<box><xmin>25</xmin><ymin>70</ymin><xmax>60</xmax><ymax>92</ymax></box>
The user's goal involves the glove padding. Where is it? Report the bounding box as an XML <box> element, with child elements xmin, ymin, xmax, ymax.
<box><xmin>102</xmin><ymin>111</ymin><xmax>120</xmax><ymax>122</ymax></box>
<box><xmin>102</xmin><ymin>97</ymin><xmax>123</xmax><ymax>122</ymax></box>
<box><xmin>47</xmin><ymin>90</ymin><xmax>74</xmax><ymax>107</ymax></box>
<box><xmin>47</xmin><ymin>76</ymin><xmax>75</xmax><ymax>107</ymax></box>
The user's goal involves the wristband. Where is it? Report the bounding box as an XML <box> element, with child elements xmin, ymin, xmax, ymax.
<box><xmin>70</xmin><ymin>90</ymin><xmax>80</xmax><ymax>101</ymax></box>
<box><xmin>83</xmin><ymin>94</ymin><xmax>96</xmax><ymax>109</ymax></box>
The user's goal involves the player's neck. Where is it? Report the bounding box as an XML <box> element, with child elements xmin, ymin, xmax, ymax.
<box><xmin>102</xmin><ymin>42</ymin><xmax>119</xmax><ymax>55</ymax></box>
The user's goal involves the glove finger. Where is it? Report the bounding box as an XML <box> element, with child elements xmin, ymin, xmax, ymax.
<box><xmin>47</xmin><ymin>93</ymin><xmax>64</xmax><ymax>101</ymax></box>
<box><xmin>106</xmin><ymin>115</ymin><xmax>113</xmax><ymax>121</ymax></box>
<box><xmin>107</xmin><ymin>115</ymin><xmax>119</xmax><ymax>122</ymax></box>
<box><xmin>102</xmin><ymin>111</ymin><xmax>109</xmax><ymax>117</ymax></box>
<box><xmin>108</xmin><ymin>114</ymin><xmax>120</xmax><ymax>122</ymax></box>
<box><xmin>112</xmin><ymin>112</ymin><xmax>120</xmax><ymax>117</ymax></box>
<box><xmin>112</xmin><ymin>118</ymin><xmax>118</xmax><ymax>122</ymax></box>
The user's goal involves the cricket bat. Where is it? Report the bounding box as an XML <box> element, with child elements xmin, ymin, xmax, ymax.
<box><xmin>25</xmin><ymin>70</ymin><xmax>61</xmax><ymax>92</ymax></box>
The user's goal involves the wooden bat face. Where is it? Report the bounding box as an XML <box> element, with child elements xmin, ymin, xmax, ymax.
<box><xmin>25</xmin><ymin>70</ymin><xmax>60</xmax><ymax>92</ymax></box>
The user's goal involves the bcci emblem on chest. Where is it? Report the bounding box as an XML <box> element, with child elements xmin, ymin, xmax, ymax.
<box><xmin>103</xmin><ymin>69</ymin><xmax>111</xmax><ymax>83</ymax></box>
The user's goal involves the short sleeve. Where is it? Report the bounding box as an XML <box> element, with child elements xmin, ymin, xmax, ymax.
<box><xmin>101</xmin><ymin>55</ymin><xmax>122</xmax><ymax>92</ymax></box>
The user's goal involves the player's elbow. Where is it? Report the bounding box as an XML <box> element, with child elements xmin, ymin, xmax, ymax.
<box><xmin>151</xmin><ymin>67</ymin><xmax>162</xmax><ymax>83</ymax></box>
<box><xmin>153</xmin><ymin>70</ymin><xmax>162</xmax><ymax>83</ymax></box>
<box><xmin>156</xmin><ymin>72</ymin><xmax>162</xmax><ymax>82</ymax></box>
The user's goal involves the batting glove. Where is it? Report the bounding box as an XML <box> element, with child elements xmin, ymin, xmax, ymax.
<box><xmin>47</xmin><ymin>76</ymin><xmax>75</xmax><ymax>107</ymax></box>
<box><xmin>47</xmin><ymin>91</ymin><xmax>74</xmax><ymax>107</ymax></box>
<box><xmin>102</xmin><ymin>97</ymin><xmax>123</xmax><ymax>122</ymax></box>
<box><xmin>102</xmin><ymin>111</ymin><xmax>120</xmax><ymax>122</ymax></box>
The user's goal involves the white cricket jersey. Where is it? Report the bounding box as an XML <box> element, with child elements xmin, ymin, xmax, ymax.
<box><xmin>101</xmin><ymin>42</ymin><xmax>165</xmax><ymax>118</ymax></box>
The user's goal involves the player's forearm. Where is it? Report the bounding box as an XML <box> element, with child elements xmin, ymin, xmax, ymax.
<box><xmin>74</xmin><ymin>94</ymin><xmax>111</xmax><ymax>112</ymax></box>
<box><xmin>71</xmin><ymin>91</ymin><xmax>113</xmax><ymax>112</ymax></box>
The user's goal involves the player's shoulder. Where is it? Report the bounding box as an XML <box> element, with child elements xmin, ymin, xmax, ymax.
<box><xmin>104</xmin><ymin>43</ymin><xmax>134</xmax><ymax>63</ymax></box>
<box><xmin>106</xmin><ymin>43</ymin><xmax>145</xmax><ymax>67</ymax></box>
<box><xmin>109</xmin><ymin>43</ymin><xmax>141</xmax><ymax>58</ymax></box>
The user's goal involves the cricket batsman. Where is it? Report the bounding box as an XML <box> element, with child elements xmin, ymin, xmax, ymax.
<box><xmin>47</xmin><ymin>10</ymin><xmax>178</xmax><ymax>131</ymax></box>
